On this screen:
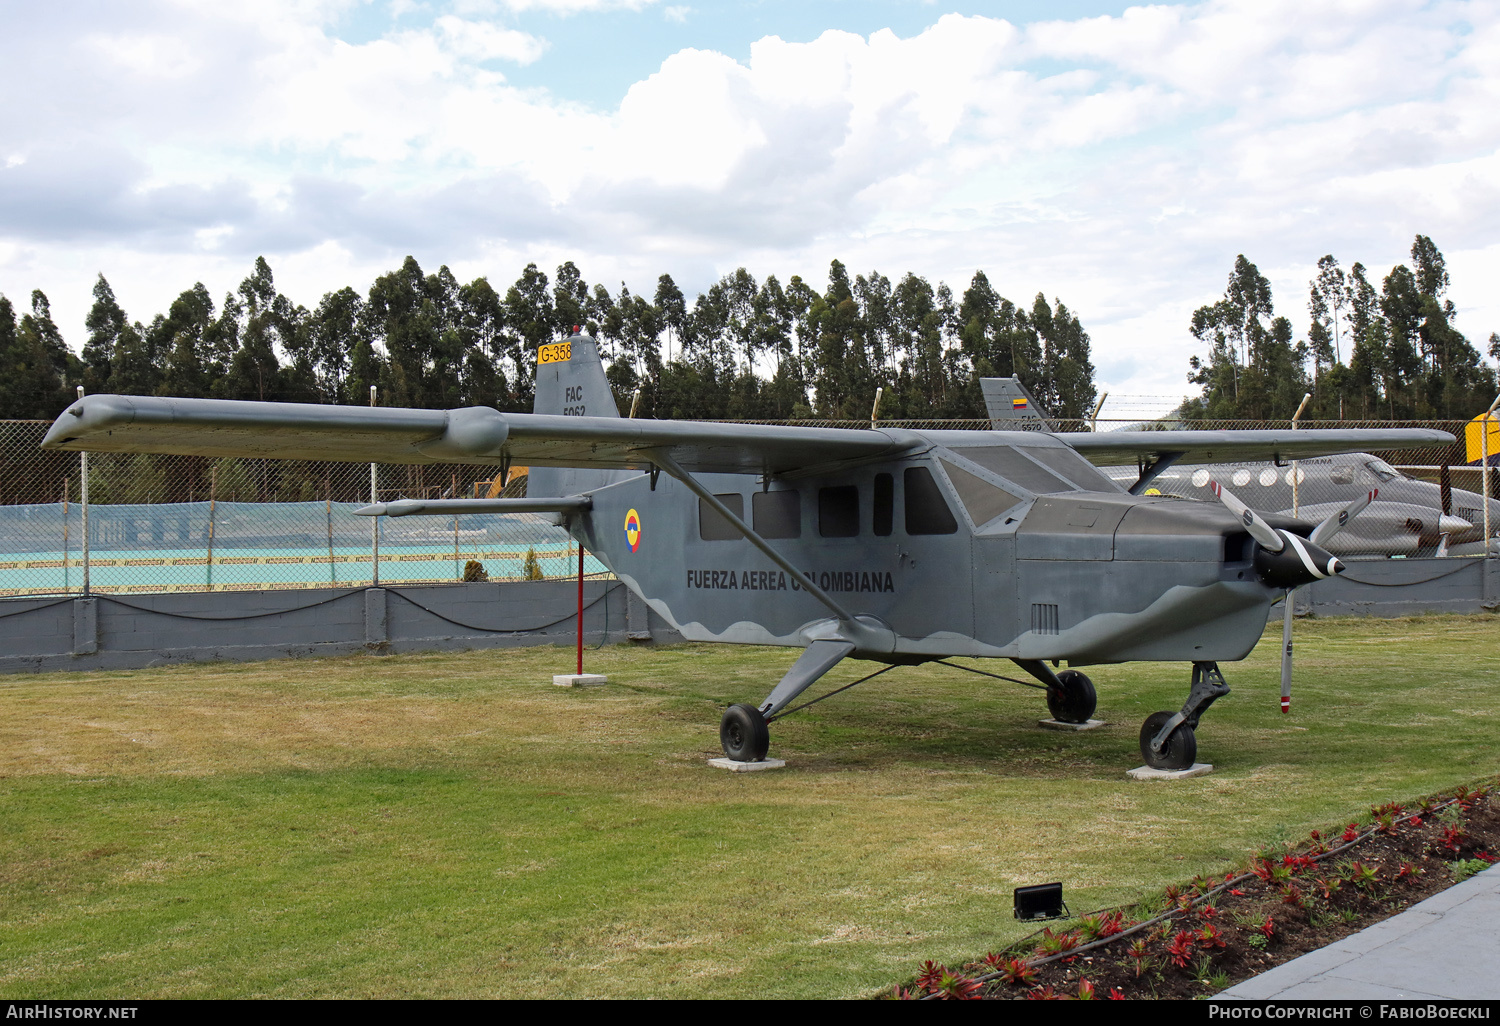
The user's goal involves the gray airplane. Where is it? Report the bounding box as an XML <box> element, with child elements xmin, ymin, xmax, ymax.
<box><xmin>41</xmin><ymin>332</ymin><xmax>1456</xmax><ymax>771</ymax></box>
<box><xmin>982</xmin><ymin>378</ymin><xmax>1498</xmax><ymax>557</ymax></box>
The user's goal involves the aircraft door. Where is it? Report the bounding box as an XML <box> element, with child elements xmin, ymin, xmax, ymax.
<box><xmin>972</xmin><ymin>530</ymin><xmax>1019</xmax><ymax>650</ymax></box>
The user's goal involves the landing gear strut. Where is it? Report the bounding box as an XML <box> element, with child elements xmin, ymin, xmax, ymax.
<box><xmin>1139</xmin><ymin>662</ymin><xmax>1230</xmax><ymax>770</ymax></box>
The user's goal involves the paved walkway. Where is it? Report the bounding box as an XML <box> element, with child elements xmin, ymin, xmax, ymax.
<box><xmin>1218</xmin><ymin>863</ymin><xmax>1500</xmax><ymax>999</ymax></box>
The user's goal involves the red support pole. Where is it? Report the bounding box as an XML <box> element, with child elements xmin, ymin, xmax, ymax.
<box><xmin>576</xmin><ymin>546</ymin><xmax>584</xmax><ymax>675</ymax></box>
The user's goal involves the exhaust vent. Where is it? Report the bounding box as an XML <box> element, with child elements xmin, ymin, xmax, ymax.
<box><xmin>1031</xmin><ymin>603</ymin><xmax>1060</xmax><ymax>635</ymax></box>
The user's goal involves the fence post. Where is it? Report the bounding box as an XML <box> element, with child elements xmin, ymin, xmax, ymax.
<box><xmin>78</xmin><ymin>386</ymin><xmax>90</xmax><ymax>597</ymax></box>
<box><xmin>1482</xmin><ymin>396</ymin><xmax>1499</xmax><ymax>557</ymax></box>
<box><xmin>327</xmin><ymin>496</ymin><xmax>336</xmax><ymax>586</ymax></box>
<box><xmin>370</xmin><ymin>385</ymin><xmax>380</xmax><ymax>587</ymax></box>
<box><xmin>206</xmin><ymin>465</ymin><xmax>216</xmax><ymax>591</ymax></box>
<box><xmin>62</xmin><ymin>478</ymin><xmax>70</xmax><ymax>594</ymax></box>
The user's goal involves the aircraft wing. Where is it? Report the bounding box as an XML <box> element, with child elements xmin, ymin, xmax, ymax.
<box><xmin>1065</xmin><ymin>429</ymin><xmax>1456</xmax><ymax>467</ymax></box>
<box><xmin>40</xmin><ymin>394</ymin><xmax>914</xmax><ymax>476</ymax></box>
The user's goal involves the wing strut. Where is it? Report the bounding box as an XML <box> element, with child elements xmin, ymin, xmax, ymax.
<box><xmin>1129</xmin><ymin>452</ymin><xmax>1184</xmax><ymax>495</ymax></box>
<box><xmin>648</xmin><ymin>450</ymin><xmax>889</xmax><ymax>652</ymax></box>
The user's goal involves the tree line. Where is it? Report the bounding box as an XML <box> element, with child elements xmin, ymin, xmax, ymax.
<box><xmin>1185</xmin><ymin>235</ymin><xmax>1498</xmax><ymax>421</ymax></box>
<box><xmin>0</xmin><ymin>256</ymin><xmax>1098</xmax><ymax>423</ymax></box>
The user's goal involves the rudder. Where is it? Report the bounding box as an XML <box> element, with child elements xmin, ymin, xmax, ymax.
<box><xmin>528</xmin><ymin>331</ymin><xmax>627</xmax><ymax>498</ymax></box>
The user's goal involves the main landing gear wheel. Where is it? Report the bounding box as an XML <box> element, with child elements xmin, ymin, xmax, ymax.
<box><xmin>1140</xmin><ymin>710</ymin><xmax>1197</xmax><ymax>770</ymax></box>
<box><xmin>1046</xmin><ymin>669</ymin><xmax>1097</xmax><ymax>723</ymax></box>
<box><xmin>720</xmin><ymin>704</ymin><xmax>770</xmax><ymax>762</ymax></box>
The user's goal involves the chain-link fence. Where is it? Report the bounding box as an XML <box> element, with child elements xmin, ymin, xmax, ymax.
<box><xmin>0</xmin><ymin>416</ymin><xmax>1490</xmax><ymax>597</ymax></box>
<box><xmin>0</xmin><ymin>421</ymin><xmax>604</xmax><ymax>597</ymax></box>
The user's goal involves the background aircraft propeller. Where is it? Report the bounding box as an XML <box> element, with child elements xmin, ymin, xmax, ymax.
<box><xmin>1211</xmin><ymin>484</ymin><xmax>1376</xmax><ymax>714</ymax></box>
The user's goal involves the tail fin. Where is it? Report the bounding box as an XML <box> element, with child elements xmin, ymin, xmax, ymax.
<box><xmin>980</xmin><ymin>377</ymin><xmax>1052</xmax><ymax>431</ymax></box>
<box><xmin>528</xmin><ymin>331</ymin><xmax>627</xmax><ymax>498</ymax></box>
<box><xmin>533</xmin><ymin>333</ymin><xmax>620</xmax><ymax>420</ymax></box>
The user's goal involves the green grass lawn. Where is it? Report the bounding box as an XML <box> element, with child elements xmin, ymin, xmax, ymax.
<box><xmin>1</xmin><ymin>615</ymin><xmax>1497</xmax><ymax>998</ymax></box>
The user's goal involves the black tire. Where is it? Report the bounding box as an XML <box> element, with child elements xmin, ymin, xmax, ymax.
<box><xmin>1139</xmin><ymin>710</ymin><xmax>1197</xmax><ymax>770</ymax></box>
<box><xmin>1046</xmin><ymin>669</ymin><xmax>1097</xmax><ymax>723</ymax></box>
<box><xmin>720</xmin><ymin>704</ymin><xmax>770</xmax><ymax>762</ymax></box>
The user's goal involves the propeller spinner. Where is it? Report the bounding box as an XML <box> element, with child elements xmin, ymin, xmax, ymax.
<box><xmin>1209</xmin><ymin>480</ymin><xmax>1347</xmax><ymax>588</ymax></box>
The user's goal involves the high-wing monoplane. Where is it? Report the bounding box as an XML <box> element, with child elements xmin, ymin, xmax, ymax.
<box><xmin>42</xmin><ymin>332</ymin><xmax>1456</xmax><ymax>770</ymax></box>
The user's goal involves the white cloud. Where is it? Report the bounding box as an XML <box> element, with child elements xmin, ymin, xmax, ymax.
<box><xmin>2</xmin><ymin>0</ymin><xmax>1499</xmax><ymax>404</ymax></box>
<box><xmin>663</xmin><ymin>5</ymin><xmax>689</xmax><ymax>23</ymax></box>
<box><xmin>435</xmin><ymin>16</ymin><xmax>547</xmax><ymax>63</ymax></box>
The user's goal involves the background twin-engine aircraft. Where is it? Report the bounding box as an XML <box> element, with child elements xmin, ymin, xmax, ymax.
<box><xmin>982</xmin><ymin>378</ymin><xmax>1499</xmax><ymax>560</ymax></box>
<box><xmin>43</xmin><ymin>332</ymin><xmax>1455</xmax><ymax>770</ymax></box>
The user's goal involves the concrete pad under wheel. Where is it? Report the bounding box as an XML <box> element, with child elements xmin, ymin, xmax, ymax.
<box><xmin>553</xmin><ymin>673</ymin><xmax>608</xmax><ymax>687</ymax></box>
<box><xmin>1038</xmin><ymin>718</ymin><xmax>1107</xmax><ymax>732</ymax></box>
<box><xmin>708</xmin><ymin>758</ymin><xmax>787</xmax><ymax>772</ymax></box>
<box><xmin>1127</xmin><ymin>762</ymin><xmax>1214</xmax><ymax>780</ymax></box>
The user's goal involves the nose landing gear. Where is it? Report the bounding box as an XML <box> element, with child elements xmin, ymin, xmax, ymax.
<box><xmin>1139</xmin><ymin>662</ymin><xmax>1229</xmax><ymax>770</ymax></box>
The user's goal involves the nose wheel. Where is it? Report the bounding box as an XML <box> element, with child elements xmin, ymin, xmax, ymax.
<box><xmin>1138</xmin><ymin>662</ymin><xmax>1227</xmax><ymax>770</ymax></box>
<box><xmin>1140</xmin><ymin>711</ymin><xmax>1197</xmax><ymax>769</ymax></box>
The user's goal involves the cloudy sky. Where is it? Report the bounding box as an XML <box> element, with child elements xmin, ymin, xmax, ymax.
<box><xmin>2</xmin><ymin>0</ymin><xmax>1497</xmax><ymax>416</ymax></box>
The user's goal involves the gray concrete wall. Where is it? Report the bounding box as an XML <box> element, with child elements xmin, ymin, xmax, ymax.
<box><xmin>0</xmin><ymin>581</ymin><xmax>681</xmax><ymax>674</ymax></box>
<box><xmin>1</xmin><ymin>558</ymin><xmax>1491</xmax><ymax>675</ymax></box>
<box><xmin>1294</xmin><ymin>556</ymin><xmax>1499</xmax><ymax>618</ymax></box>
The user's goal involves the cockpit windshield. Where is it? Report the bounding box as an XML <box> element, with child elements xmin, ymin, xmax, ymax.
<box><xmin>1364</xmin><ymin>458</ymin><xmax>1404</xmax><ymax>482</ymax></box>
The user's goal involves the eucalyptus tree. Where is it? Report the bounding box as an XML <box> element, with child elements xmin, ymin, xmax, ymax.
<box><xmin>82</xmin><ymin>275</ymin><xmax>126</xmax><ymax>395</ymax></box>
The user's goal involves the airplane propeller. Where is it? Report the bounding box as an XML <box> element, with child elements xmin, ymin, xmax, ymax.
<box><xmin>1210</xmin><ymin>483</ymin><xmax>1377</xmax><ymax>713</ymax></box>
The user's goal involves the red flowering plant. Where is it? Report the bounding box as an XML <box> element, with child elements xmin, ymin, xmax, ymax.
<box><xmin>1167</xmin><ymin>930</ymin><xmax>1196</xmax><ymax>969</ymax></box>
<box><xmin>994</xmin><ymin>957</ymin><xmax>1037</xmax><ymax>987</ymax></box>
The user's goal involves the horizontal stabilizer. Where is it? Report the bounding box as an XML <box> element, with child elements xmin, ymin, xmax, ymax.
<box><xmin>356</xmin><ymin>497</ymin><xmax>592</xmax><ymax>517</ymax></box>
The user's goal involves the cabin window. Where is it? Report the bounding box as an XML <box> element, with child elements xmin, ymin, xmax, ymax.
<box><xmin>904</xmin><ymin>467</ymin><xmax>958</xmax><ymax>535</ymax></box>
<box><xmin>940</xmin><ymin>459</ymin><xmax>1022</xmax><ymax>527</ymax></box>
<box><xmin>958</xmin><ymin>446</ymin><xmax>1073</xmax><ymax>494</ymax></box>
<box><xmin>873</xmin><ymin>474</ymin><xmax>894</xmax><ymax>536</ymax></box>
<box><xmin>752</xmin><ymin>490</ymin><xmax>801</xmax><ymax>538</ymax></box>
<box><xmin>818</xmin><ymin>486</ymin><xmax>860</xmax><ymax>537</ymax></box>
<box><xmin>699</xmin><ymin>493</ymin><xmax>745</xmax><ymax>541</ymax></box>
<box><xmin>1022</xmin><ymin>446</ymin><xmax>1117</xmax><ymax>492</ymax></box>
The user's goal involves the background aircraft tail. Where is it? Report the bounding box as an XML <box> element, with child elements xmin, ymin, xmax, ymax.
<box><xmin>527</xmin><ymin>331</ymin><xmax>630</xmax><ymax>499</ymax></box>
<box><xmin>980</xmin><ymin>377</ymin><xmax>1053</xmax><ymax>431</ymax></box>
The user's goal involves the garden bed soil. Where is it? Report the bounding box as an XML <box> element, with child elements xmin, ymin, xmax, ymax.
<box><xmin>897</xmin><ymin>780</ymin><xmax>1500</xmax><ymax>1000</ymax></box>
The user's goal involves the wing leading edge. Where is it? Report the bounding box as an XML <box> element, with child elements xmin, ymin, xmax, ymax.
<box><xmin>40</xmin><ymin>394</ymin><xmax>915</xmax><ymax>476</ymax></box>
<box><xmin>1065</xmin><ymin>429</ymin><xmax>1456</xmax><ymax>467</ymax></box>
<box><xmin>41</xmin><ymin>394</ymin><xmax>1456</xmax><ymax>478</ymax></box>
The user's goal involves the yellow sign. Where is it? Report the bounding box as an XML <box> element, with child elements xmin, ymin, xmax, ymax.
<box><xmin>1465</xmin><ymin>411</ymin><xmax>1499</xmax><ymax>465</ymax></box>
<box><xmin>538</xmin><ymin>341</ymin><xmax>572</xmax><ymax>365</ymax></box>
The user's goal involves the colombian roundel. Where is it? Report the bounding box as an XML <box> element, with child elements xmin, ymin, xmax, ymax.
<box><xmin>624</xmin><ymin>509</ymin><xmax>642</xmax><ymax>552</ymax></box>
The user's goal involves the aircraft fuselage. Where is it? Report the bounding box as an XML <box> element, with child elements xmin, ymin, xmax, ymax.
<box><xmin>572</xmin><ymin>431</ymin><xmax>1286</xmax><ymax>668</ymax></box>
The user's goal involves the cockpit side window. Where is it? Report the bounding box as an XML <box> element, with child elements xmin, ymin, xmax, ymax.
<box><xmin>1364</xmin><ymin>459</ymin><xmax>1402</xmax><ymax>482</ymax></box>
<box><xmin>940</xmin><ymin>459</ymin><xmax>1022</xmax><ymax>527</ymax></box>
